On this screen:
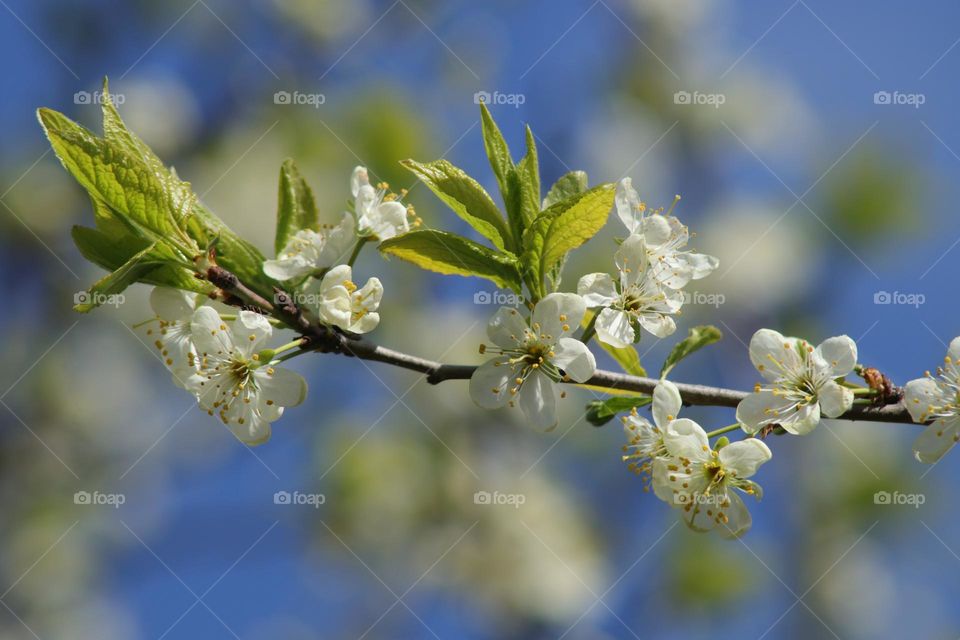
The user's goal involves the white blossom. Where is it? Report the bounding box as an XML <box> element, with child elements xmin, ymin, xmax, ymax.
<box><xmin>905</xmin><ymin>337</ymin><xmax>960</xmax><ymax>463</ymax></box>
<box><xmin>312</xmin><ymin>264</ymin><xmax>383</xmax><ymax>334</ymax></box>
<box><xmin>146</xmin><ymin>287</ymin><xmax>202</xmax><ymax>388</ymax></box>
<box><xmin>736</xmin><ymin>329</ymin><xmax>858</xmax><ymax>436</ymax></box>
<box><xmin>577</xmin><ymin>235</ymin><xmax>683</xmax><ymax>347</ymax></box>
<box><xmin>614</xmin><ymin>177</ymin><xmax>718</xmax><ymax>289</ymax></box>
<box><xmin>653</xmin><ymin>421</ymin><xmax>771</xmax><ymax>538</ymax></box>
<box><xmin>263</xmin><ymin>214</ymin><xmax>356</xmax><ymax>281</ymax></box>
<box><xmin>187</xmin><ymin>307</ymin><xmax>307</xmax><ymax>445</ymax></box>
<box><xmin>351</xmin><ymin>166</ymin><xmax>410</xmax><ymax>240</ymax></box>
<box><xmin>621</xmin><ymin>380</ymin><xmax>682</xmax><ymax>488</ymax></box>
<box><xmin>469</xmin><ymin>293</ymin><xmax>596</xmax><ymax>430</ymax></box>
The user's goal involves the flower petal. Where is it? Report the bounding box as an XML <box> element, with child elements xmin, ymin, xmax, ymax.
<box><xmin>735</xmin><ymin>390</ymin><xmax>788</xmax><ymax>434</ymax></box>
<box><xmin>190</xmin><ymin>307</ymin><xmax>233</xmax><ymax>357</ymax></box>
<box><xmin>913</xmin><ymin>417</ymin><xmax>960</xmax><ymax>464</ymax></box>
<box><xmin>904</xmin><ymin>377</ymin><xmax>949</xmax><ymax>423</ymax></box>
<box><xmin>595</xmin><ymin>308</ymin><xmax>635</xmax><ymax>348</ymax></box>
<box><xmin>815</xmin><ymin>335</ymin><xmax>858</xmax><ymax>377</ymax></box>
<box><xmin>233</xmin><ymin>310</ymin><xmax>273</xmax><ymax>357</ymax></box>
<box><xmin>614</xmin><ymin>234</ymin><xmax>648</xmax><ymax>287</ymax></box>
<box><xmin>638</xmin><ymin>313</ymin><xmax>676</xmax><ymax>339</ymax></box>
<box><xmin>369</xmin><ymin>201</ymin><xmax>409</xmax><ymax>240</ymax></box>
<box><xmin>719</xmin><ymin>439</ymin><xmax>772</xmax><ymax>478</ymax></box>
<box><xmin>487</xmin><ymin>306</ymin><xmax>530</xmax><ymax>349</ymax></box>
<box><xmin>552</xmin><ymin>337</ymin><xmax>596</xmax><ymax>382</ymax></box>
<box><xmin>533</xmin><ymin>293</ymin><xmax>586</xmax><ymax>342</ymax></box>
<box><xmin>577</xmin><ymin>272</ymin><xmax>618</xmax><ymax>307</ymax></box>
<box><xmin>615</xmin><ymin>178</ymin><xmax>642</xmax><ymax>233</ymax></box>
<box><xmin>748</xmin><ymin>328</ymin><xmax>800</xmax><ymax>381</ymax></box>
<box><xmin>652</xmin><ymin>379</ymin><xmax>682</xmax><ymax>429</ymax></box>
<box><xmin>518</xmin><ymin>371</ymin><xmax>558</xmax><ymax>430</ymax></box>
<box><xmin>715</xmin><ymin>490</ymin><xmax>752</xmax><ymax>539</ymax></box>
<box><xmin>663</xmin><ymin>418</ymin><xmax>711</xmax><ymax>461</ymax></box>
<box><xmin>150</xmin><ymin>287</ymin><xmax>195</xmax><ymax>320</ymax></box>
<box><xmin>255</xmin><ymin>366</ymin><xmax>307</xmax><ymax>409</ymax></box>
<box><xmin>351</xmin><ymin>166</ymin><xmax>370</xmax><ymax>197</ymax></box>
<box><xmin>640</xmin><ymin>214</ymin><xmax>672</xmax><ymax>247</ymax></box>
<box><xmin>780</xmin><ymin>402</ymin><xmax>820</xmax><ymax>435</ymax></box>
<box><xmin>819</xmin><ymin>380</ymin><xmax>853</xmax><ymax>418</ymax></box>
<box><xmin>469</xmin><ymin>359</ymin><xmax>514</xmax><ymax>409</ymax></box>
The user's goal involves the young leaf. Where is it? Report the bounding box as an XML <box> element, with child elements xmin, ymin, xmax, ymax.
<box><xmin>543</xmin><ymin>171</ymin><xmax>588</xmax><ymax>209</ymax></box>
<box><xmin>586</xmin><ymin>396</ymin><xmax>653</xmax><ymax>427</ymax></box>
<box><xmin>660</xmin><ymin>325</ymin><xmax>723</xmax><ymax>378</ymax></box>
<box><xmin>275</xmin><ymin>159</ymin><xmax>319</xmax><ymax>254</ymax></box>
<box><xmin>401</xmin><ymin>159</ymin><xmax>511</xmax><ymax>252</ymax></box>
<box><xmin>479</xmin><ymin>103</ymin><xmax>514</xmax><ymax>199</ymax></box>
<box><xmin>378</xmin><ymin>229</ymin><xmax>522</xmax><ymax>291</ymax></box>
<box><xmin>73</xmin><ymin>240</ymin><xmax>189</xmax><ymax>312</ymax></box>
<box><xmin>521</xmin><ymin>183</ymin><xmax>615</xmax><ymax>296</ymax></box>
<box><xmin>516</xmin><ymin>125</ymin><xmax>540</xmax><ymax>228</ymax></box>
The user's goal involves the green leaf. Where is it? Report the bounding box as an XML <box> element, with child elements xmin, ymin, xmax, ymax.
<box><xmin>586</xmin><ymin>396</ymin><xmax>652</xmax><ymax>427</ymax></box>
<box><xmin>660</xmin><ymin>325</ymin><xmax>723</xmax><ymax>378</ymax></box>
<box><xmin>543</xmin><ymin>171</ymin><xmax>588</xmax><ymax>209</ymax></box>
<box><xmin>516</xmin><ymin>125</ymin><xmax>540</xmax><ymax>228</ymax></box>
<box><xmin>479</xmin><ymin>103</ymin><xmax>514</xmax><ymax>200</ymax></box>
<box><xmin>73</xmin><ymin>240</ymin><xmax>189</xmax><ymax>312</ymax></box>
<box><xmin>401</xmin><ymin>159</ymin><xmax>510</xmax><ymax>251</ymax></box>
<box><xmin>275</xmin><ymin>159</ymin><xmax>319</xmax><ymax>254</ymax></box>
<box><xmin>378</xmin><ymin>229</ymin><xmax>522</xmax><ymax>291</ymax></box>
<box><xmin>521</xmin><ymin>183</ymin><xmax>615</xmax><ymax>297</ymax></box>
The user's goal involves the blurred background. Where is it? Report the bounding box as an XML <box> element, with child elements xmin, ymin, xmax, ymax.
<box><xmin>1</xmin><ymin>0</ymin><xmax>959</xmax><ymax>637</ymax></box>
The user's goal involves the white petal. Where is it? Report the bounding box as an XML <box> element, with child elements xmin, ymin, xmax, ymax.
<box><xmin>815</xmin><ymin>335</ymin><xmax>858</xmax><ymax>377</ymax></box>
<box><xmin>818</xmin><ymin>380</ymin><xmax>853</xmax><ymax>418</ymax></box>
<box><xmin>255</xmin><ymin>366</ymin><xmax>307</xmax><ymax>409</ymax></box>
<box><xmin>369</xmin><ymin>201</ymin><xmax>410</xmax><ymax>240</ymax></box>
<box><xmin>318</xmin><ymin>287</ymin><xmax>352</xmax><ymax>328</ymax></box>
<box><xmin>356</xmin><ymin>277</ymin><xmax>383</xmax><ymax>311</ymax></box>
<box><xmin>552</xmin><ymin>338</ymin><xmax>596</xmax><ymax>382</ymax></box>
<box><xmin>913</xmin><ymin>418</ymin><xmax>960</xmax><ymax>464</ymax></box>
<box><xmin>715</xmin><ymin>491</ymin><xmax>752</xmax><ymax>539</ymax></box>
<box><xmin>663</xmin><ymin>418</ymin><xmax>711</xmax><ymax>461</ymax></box>
<box><xmin>350</xmin><ymin>311</ymin><xmax>380</xmax><ymax>334</ymax></box>
<box><xmin>904</xmin><ymin>377</ymin><xmax>949</xmax><ymax>423</ymax></box>
<box><xmin>577</xmin><ymin>272</ymin><xmax>618</xmax><ymax>307</ymax></box>
<box><xmin>949</xmin><ymin>337</ymin><xmax>960</xmax><ymax>363</ymax></box>
<box><xmin>469</xmin><ymin>359</ymin><xmax>514</xmax><ymax>409</ymax></box>
<box><xmin>780</xmin><ymin>402</ymin><xmax>821</xmax><ymax>435</ymax></box>
<box><xmin>681</xmin><ymin>252</ymin><xmax>719</xmax><ymax>280</ymax></box>
<box><xmin>640</xmin><ymin>214</ymin><xmax>672</xmax><ymax>247</ymax></box>
<box><xmin>615</xmin><ymin>178</ymin><xmax>642</xmax><ymax>233</ymax></box>
<box><xmin>719</xmin><ymin>439</ymin><xmax>772</xmax><ymax>478</ymax></box>
<box><xmin>350</xmin><ymin>166</ymin><xmax>369</xmax><ymax>197</ymax></box>
<box><xmin>749</xmin><ymin>328</ymin><xmax>800</xmax><ymax>381</ymax></box>
<box><xmin>533</xmin><ymin>293</ymin><xmax>586</xmax><ymax>341</ymax></box>
<box><xmin>614</xmin><ymin>234</ymin><xmax>648</xmax><ymax>287</ymax></box>
<box><xmin>150</xmin><ymin>287</ymin><xmax>195</xmax><ymax>320</ymax></box>
<box><xmin>321</xmin><ymin>264</ymin><xmax>353</xmax><ymax>294</ymax></box>
<box><xmin>638</xmin><ymin>313</ymin><xmax>676</xmax><ymax>339</ymax></box>
<box><xmin>652</xmin><ymin>379</ymin><xmax>682</xmax><ymax>429</ymax></box>
<box><xmin>227</xmin><ymin>410</ymin><xmax>272</xmax><ymax>446</ymax></box>
<box><xmin>518</xmin><ymin>372</ymin><xmax>558</xmax><ymax>430</ymax></box>
<box><xmin>486</xmin><ymin>306</ymin><xmax>529</xmax><ymax>349</ymax></box>
<box><xmin>190</xmin><ymin>307</ymin><xmax>234</xmax><ymax>356</ymax></box>
<box><xmin>735</xmin><ymin>390</ymin><xmax>789</xmax><ymax>434</ymax></box>
<box><xmin>595</xmin><ymin>308</ymin><xmax>635</xmax><ymax>348</ymax></box>
<box><xmin>263</xmin><ymin>255</ymin><xmax>312</xmax><ymax>281</ymax></box>
<box><xmin>233</xmin><ymin>310</ymin><xmax>273</xmax><ymax>356</ymax></box>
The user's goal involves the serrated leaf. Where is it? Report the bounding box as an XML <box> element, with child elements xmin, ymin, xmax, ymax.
<box><xmin>401</xmin><ymin>159</ymin><xmax>510</xmax><ymax>251</ymax></box>
<box><xmin>516</xmin><ymin>125</ymin><xmax>540</xmax><ymax>228</ymax></box>
<box><xmin>543</xmin><ymin>171</ymin><xmax>588</xmax><ymax>208</ymax></box>
<box><xmin>379</xmin><ymin>229</ymin><xmax>522</xmax><ymax>291</ymax></box>
<box><xmin>660</xmin><ymin>325</ymin><xmax>723</xmax><ymax>378</ymax></box>
<box><xmin>586</xmin><ymin>396</ymin><xmax>653</xmax><ymax>426</ymax></box>
<box><xmin>521</xmin><ymin>183</ymin><xmax>615</xmax><ymax>297</ymax></box>
<box><xmin>275</xmin><ymin>159</ymin><xmax>319</xmax><ymax>254</ymax></box>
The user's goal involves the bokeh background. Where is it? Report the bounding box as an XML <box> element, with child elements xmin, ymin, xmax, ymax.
<box><xmin>1</xmin><ymin>0</ymin><xmax>959</xmax><ymax>638</ymax></box>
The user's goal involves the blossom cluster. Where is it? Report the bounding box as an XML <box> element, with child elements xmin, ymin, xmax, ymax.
<box><xmin>145</xmin><ymin>166</ymin><xmax>410</xmax><ymax>443</ymax></box>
